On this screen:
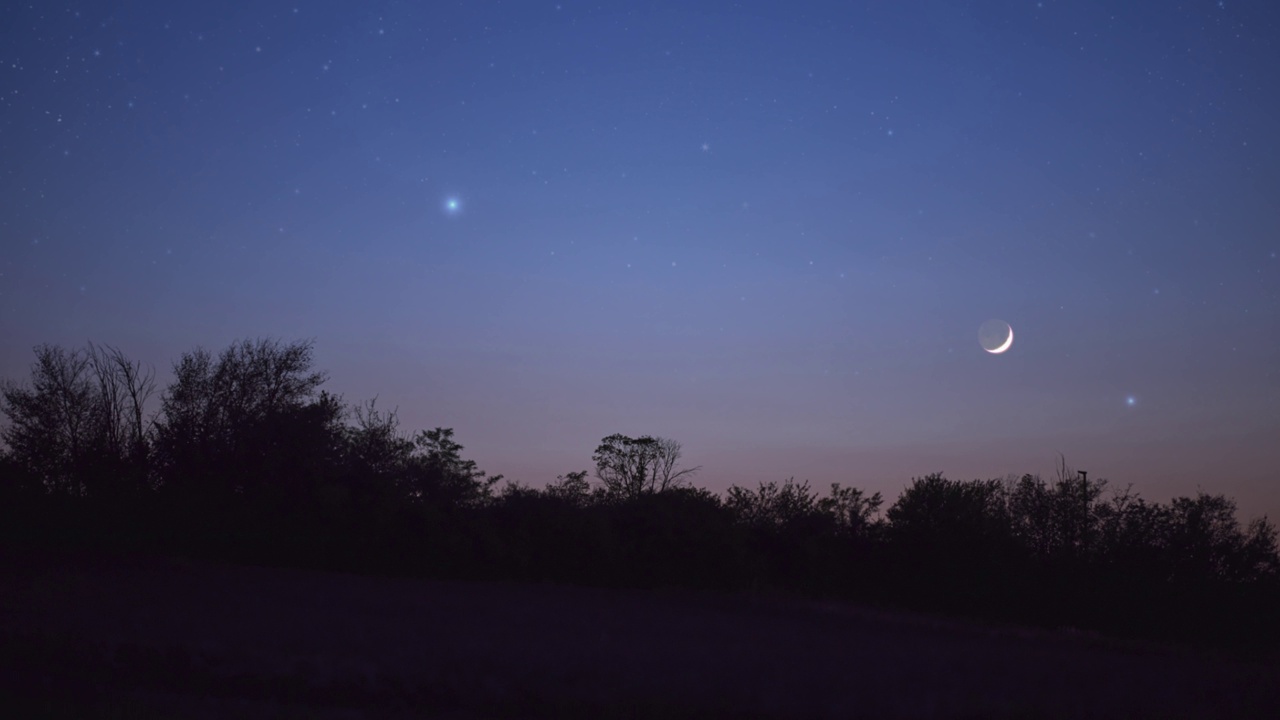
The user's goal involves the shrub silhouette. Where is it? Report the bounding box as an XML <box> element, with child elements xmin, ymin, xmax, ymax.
<box><xmin>2</xmin><ymin>338</ymin><xmax>1279</xmax><ymax>659</ymax></box>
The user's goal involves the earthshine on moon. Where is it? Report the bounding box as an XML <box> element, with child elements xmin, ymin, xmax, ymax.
<box><xmin>979</xmin><ymin>319</ymin><xmax>1014</xmax><ymax>354</ymax></box>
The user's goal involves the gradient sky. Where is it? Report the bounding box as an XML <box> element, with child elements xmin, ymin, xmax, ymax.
<box><xmin>3</xmin><ymin>1</ymin><xmax>1278</xmax><ymax>520</ymax></box>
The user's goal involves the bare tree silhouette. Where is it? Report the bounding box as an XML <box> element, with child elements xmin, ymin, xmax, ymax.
<box><xmin>0</xmin><ymin>343</ymin><xmax>155</xmax><ymax>498</ymax></box>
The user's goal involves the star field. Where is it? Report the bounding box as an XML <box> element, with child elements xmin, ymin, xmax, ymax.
<box><xmin>1</xmin><ymin>1</ymin><xmax>1278</xmax><ymax>519</ymax></box>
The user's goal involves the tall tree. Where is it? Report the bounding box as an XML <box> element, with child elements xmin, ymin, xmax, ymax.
<box><xmin>405</xmin><ymin>427</ymin><xmax>502</xmax><ymax>508</ymax></box>
<box><xmin>152</xmin><ymin>338</ymin><xmax>333</xmax><ymax>498</ymax></box>
<box><xmin>818</xmin><ymin>482</ymin><xmax>884</xmax><ymax>538</ymax></box>
<box><xmin>591</xmin><ymin>433</ymin><xmax>700</xmax><ymax>501</ymax></box>
<box><xmin>84</xmin><ymin>343</ymin><xmax>158</xmax><ymax>496</ymax></box>
<box><xmin>1163</xmin><ymin>492</ymin><xmax>1278</xmax><ymax>584</ymax></box>
<box><xmin>885</xmin><ymin>473</ymin><xmax>1011</xmax><ymax>553</ymax></box>
<box><xmin>0</xmin><ymin>344</ymin><xmax>95</xmax><ymax>495</ymax></box>
<box><xmin>0</xmin><ymin>343</ymin><xmax>156</xmax><ymax>498</ymax></box>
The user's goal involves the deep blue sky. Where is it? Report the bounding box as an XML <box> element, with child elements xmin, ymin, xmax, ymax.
<box><xmin>3</xmin><ymin>1</ymin><xmax>1278</xmax><ymax>519</ymax></box>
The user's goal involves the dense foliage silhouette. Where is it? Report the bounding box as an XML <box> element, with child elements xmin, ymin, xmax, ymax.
<box><xmin>2</xmin><ymin>339</ymin><xmax>1278</xmax><ymax>659</ymax></box>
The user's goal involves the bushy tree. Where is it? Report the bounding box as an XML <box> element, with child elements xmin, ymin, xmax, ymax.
<box><xmin>339</xmin><ymin>398</ymin><xmax>415</xmax><ymax>494</ymax></box>
<box><xmin>1004</xmin><ymin>466</ymin><xmax>1111</xmax><ymax>562</ymax></box>
<box><xmin>724</xmin><ymin>479</ymin><xmax>882</xmax><ymax>540</ymax></box>
<box><xmin>725</xmin><ymin>477</ymin><xmax>823</xmax><ymax>530</ymax></box>
<box><xmin>1004</xmin><ymin>473</ymin><xmax>1055</xmax><ymax>556</ymax></box>
<box><xmin>1163</xmin><ymin>492</ymin><xmax>1279</xmax><ymax>585</ymax></box>
<box><xmin>1238</xmin><ymin>516</ymin><xmax>1280</xmax><ymax>583</ymax></box>
<box><xmin>591</xmin><ymin>433</ymin><xmax>700</xmax><ymax>501</ymax></box>
<box><xmin>152</xmin><ymin>338</ymin><xmax>337</xmax><ymax>499</ymax></box>
<box><xmin>1</xmin><ymin>345</ymin><xmax>95</xmax><ymax>496</ymax></box>
<box><xmin>405</xmin><ymin>427</ymin><xmax>502</xmax><ymax>509</ymax></box>
<box><xmin>886</xmin><ymin>474</ymin><xmax>1010</xmax><ymax>548</ymax></box>
<box><xmin>818</xmin><ymin>483</ymin><xmax>884</xmax><ymax>538</ymax></box>
<box><xmin>1089</xmin><ymin>483</ymin><xmax>1170</xmax><ymax>580</ymax></box>
<box><xmin>544</xmin><ymin>470</ymin><xmax>592</xmax><ymax>506</ymax></box>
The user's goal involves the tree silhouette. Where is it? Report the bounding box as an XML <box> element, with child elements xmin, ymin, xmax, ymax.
<box><xmin>818</xmin><ymin>482</ymin><xmax>884</xmax><ymax>539</ymax></box>
<box><xmin>339</xmin><ymin>398</ymin><xmax>415</xmax><ymax>496</ymax></box>
<box><xmin>725</xmin><ymin>477</ymin><xmax>824</xmax><ymax>530</ymax></box>
<box><xmin>1004</xmin><ymin>463</ymin><xmax>1110</xmax><ymax>563</ymax></box>
<box><xmin>1164</xmin><ymin>492</ymin><xmax>1280</xmax><ymax>585</ymax></box>
<box><xmin>544</xmin><ymin>469</ymin><xmax>592</xmax><ymax>506</ymax></box>
<box><xmin>883</xmin><ymin>473</ymin><xmax>1018</xmax><ymax>611</ymax></box>
<box><xmin>0</xmin><ymin>343</ymin><xmax>155</xmax><ymax>498</ymax></box>
<box><xmin>84</xmin><ymin>343</ymin><xmax>158</xmax><ymax>498</ymax></box>
<box><xmin>0</xmin><ymin>344</ymin><xmax>95</xmax><ymax>496</ymax></box>
<box><xmin>1088</xmin><ymin>482</ymin><xmax>1169</xmax><ymax>582</ymax></box>
<box><xmin>405</xmin><ymin>426</ymin><xmax>502</xmax><ymax>509</ymax></box>
<box><xmin>1239</xmin><ymin>516</ymin><xmax>1280</xmax><ymax>583</ymax></box>
<box><xmin>151</xmin><ymin>338</ymin><xmax>333</xmax><ymax>499</ymax></box>
<box><xmin>885</xmin><ymin>473</ymin><xmax>1010</xmax><ymax>549</ymax></box>
<box><xmin>591</xmin><ymin>433</ymin><xmax>700</xmax><ymax>501</ymax></box>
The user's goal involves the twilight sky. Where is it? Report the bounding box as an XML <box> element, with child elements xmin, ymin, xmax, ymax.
<box><xmin>2</xmin><ymin>1</ymin><xmax>1278</xmax><ymax>519</ymax></box>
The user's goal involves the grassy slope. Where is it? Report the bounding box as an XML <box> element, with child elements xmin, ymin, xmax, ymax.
<box><xmin>1</xmin><ymin>550</ymin><xmax>1278</xmax><ymax>719</ymax></box>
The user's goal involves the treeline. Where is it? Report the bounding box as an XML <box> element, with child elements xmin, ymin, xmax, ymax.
<box><xmin>2</xmin><ymin>339</ymin><xmax>1278</xmax><ymax>659</ymax></box>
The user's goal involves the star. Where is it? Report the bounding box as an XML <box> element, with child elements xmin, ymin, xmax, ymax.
<box><xmin>444</xmin><ymin>197</ymin><xmax>461</xmax><ymax>214</ymax></box>
<box><xmin>1125</xmin><ymin>396</ymin><xmax>1137</xmax><ymax>407</ymax></box>
<box><xmin>700</xmin><ymin>142</ymin><xmax>710</xmax><ymax>152</ymax></box>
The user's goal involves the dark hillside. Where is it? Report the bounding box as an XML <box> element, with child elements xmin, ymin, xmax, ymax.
<box><xmin>2</xmin><ymin>550</ymin><xmax>1278</xmax><ymax>719</ymax></box>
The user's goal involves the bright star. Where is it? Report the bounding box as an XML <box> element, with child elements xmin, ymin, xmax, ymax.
<box><xmin>1125</xmin><ymin>395</ymin><xmax>1137</xmax><ymax>407</ymax></box>
<box><xmin>444</xmin><ymin>197</ymin><xmax>461</xmax><ymax>214</ymax></box>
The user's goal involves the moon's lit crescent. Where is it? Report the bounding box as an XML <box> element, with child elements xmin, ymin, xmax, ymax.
<box><xmin>989</xmin><ymin>325</ymin><xmax>1013</xmax><ymax>354</ymax></box>
<box><xmin>979</xmin><ymin>319</ymin><xmax>1014</xmax><ymax>354</ymax></box>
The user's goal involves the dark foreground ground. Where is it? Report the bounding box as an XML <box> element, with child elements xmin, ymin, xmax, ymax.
<box><xmin>1</xmin><ymin>550</ymin><xmax>1277</xmax><ymax>719</ymax></box>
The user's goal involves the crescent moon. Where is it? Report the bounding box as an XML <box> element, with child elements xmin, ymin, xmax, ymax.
<box><xmin>987</xmin><ymin>325</ymin><xmax>1013</xmax><ymax>354</ymax></box>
